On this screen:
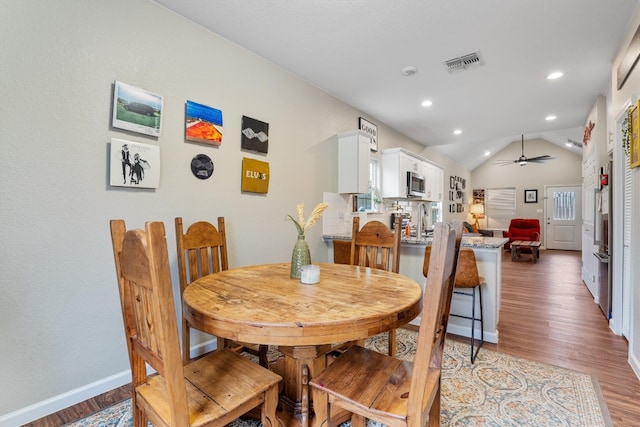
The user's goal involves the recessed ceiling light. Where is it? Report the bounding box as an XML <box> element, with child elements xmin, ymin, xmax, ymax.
<box><xmin>401</xmin><ymin>66</ymin><xmax>418</xmax><ymax>76</ymax></box>
<box><xmin>484</xmin><ymin>151</ymin><xmax>491</xmax><ymax>156</ymax></box>
<box><xmin>453</xmin><ymin>129</ymin><xmax>462</xmax><ymax>135</ymax></box>
<box><xmin>545</xmin><ymin>115</ymin><xmax>557</xmax><ymax>121</ymax></box>
<box><xmin>547</xmin><ymin>71</ymin><xmax>564</xmax><ymax>80</ymax></box>
<box><xmin>565</xmin><ymin>143</ymin><xmax>572</xmax><ymax>147</ymax></box>
<box><xmin>421</xmin><ymin>100</ymin><xmax>433</xmax><ymax>107</ymax></box>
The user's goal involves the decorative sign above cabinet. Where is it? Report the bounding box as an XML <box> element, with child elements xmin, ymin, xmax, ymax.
<box><xmin>358</xmin><ymin>117</ymin><xmax>378</xmax><ymax>152</ymax></box>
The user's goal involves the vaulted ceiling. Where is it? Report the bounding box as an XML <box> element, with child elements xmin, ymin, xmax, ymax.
<box><xmin>154</xmin><ymin>0</ymin><xmax>637</xmax><ymax>169</ymax></box>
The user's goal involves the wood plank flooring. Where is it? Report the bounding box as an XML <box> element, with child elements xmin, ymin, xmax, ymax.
<box><xmin>488</xmin><ymin>249</ymin><xmax>640</xmax><ymax>427</ymax></box>
<box><xmin>25</xmin><ymin>250</ymin><xmax>640</xmax><ymax>426</ymax></box>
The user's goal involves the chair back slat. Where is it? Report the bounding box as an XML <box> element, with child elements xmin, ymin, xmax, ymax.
<box><xmin>350</xmin><ymin>216</ymin><xmax>401</xmax><ymax>273</ymax></box>
<box><xmin>422</xmin><ymin>220</ymin><xmax>464</xmax><ymax>341</ymax></box>
<box><xmin>175</xmin><ymin>216</ymin><xmax>270</xmax><ymax>366</ymax></box>
<box><xmin>176</xmin><ymin>217</ymin><xmax>228</xmax><ymax>292</ymax></box>
<box><xmin>407</xmin><ymin>221</ymin><xmax>461</xmax><ymax>426</ymax></box>
<box><xmin>111</xmin><ymin>220</ymin><xmax>190</xmax><ymax>427</ymax></box>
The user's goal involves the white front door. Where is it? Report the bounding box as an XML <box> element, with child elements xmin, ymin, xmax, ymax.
<box><xmin>545</xmin><ymin>185</ymin><xmax>582</xmax><ymax>250</ymax></box>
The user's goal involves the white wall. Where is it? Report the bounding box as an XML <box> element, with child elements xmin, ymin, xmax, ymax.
<box><xmin>610</xmin><ymin>5</ymin><xmax>640</xmax><ymax>378</ymax></box>
<box><xmin>0</xmin><ymin>1</ymin><xmax>434</xmax><ymax>421</ymax></box>
<box><xmin>470</xmin><ymin>138</ymin><xmax>583</xmax><ymax>239</ymax></box>
<box><xmin>4</xmin><ymin>1</ymin><xmax>638</xmax><ymax>423</ymax></box>
<box><xmin>421</xmin><ymin>147</ymin><xmax>472</xmax><ymax>224</ymax></box>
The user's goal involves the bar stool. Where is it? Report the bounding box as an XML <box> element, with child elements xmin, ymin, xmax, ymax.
<box><xmin>451</xmin><ymin>248</ymin><xmax>485</xmax><ymax>363</ymax></box>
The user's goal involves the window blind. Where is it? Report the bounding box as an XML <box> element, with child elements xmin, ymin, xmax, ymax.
<box><xmin>486</xmin><ymin>187</ymin><xmax>516</xmax><ymax>230</ymax></box>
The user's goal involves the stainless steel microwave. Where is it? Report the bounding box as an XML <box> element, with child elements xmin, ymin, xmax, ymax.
<box><xmin>407</xmin><ymin>171</ymin><xmax>425</xmax><ymax>198</ymax></box>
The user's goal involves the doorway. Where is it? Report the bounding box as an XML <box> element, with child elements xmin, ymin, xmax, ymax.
<box><xmin>545</xmin><ymin>185</ymin><xmax>582</xmax><ymax>250</ymax></box>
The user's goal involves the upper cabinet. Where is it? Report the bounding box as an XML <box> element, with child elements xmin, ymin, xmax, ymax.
<box><xmin>381</xmin><ymin>148</ymin><xmax>443</xmax><ymax>201</ymax></box>
<box><xmin>425</xmin><ymin>162</ymin><xmax>443</xmax><ymax>202</ymax></box>
<box><xmin>381</xmin><ymin>149</ymin><xmax>409</xmax><ymax>198</ymax></box>
<box><xmin>338</xmin><ymin>130</ymin><xmax>370</xmax><ymax>194</ymax></box>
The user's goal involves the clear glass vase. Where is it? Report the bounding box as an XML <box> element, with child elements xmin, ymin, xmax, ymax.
<box><xmin>290</xmin><ymin>234</ymin><xmax>311</xmax><ymax>279</ymax></box>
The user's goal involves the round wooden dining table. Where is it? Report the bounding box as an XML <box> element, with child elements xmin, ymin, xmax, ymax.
<box><xmin>182</xmin><ymin>262</ymin><xmax>422</xmax><ymax>427</ymax></box>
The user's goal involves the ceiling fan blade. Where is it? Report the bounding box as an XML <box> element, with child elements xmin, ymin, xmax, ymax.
<box><xmin>493</xmin><ymin>159</ymin><xmax>518</xmax><ymax>165</ymax></box>
<box><xmin>527</xmin><ymin>155</ymin><xmax>553</xmax><ymax>162</ymax></box>
<box><xmin>493</xmin><ymin>137</ymin><xmax>555</xmax><ymax>166</ymax></box>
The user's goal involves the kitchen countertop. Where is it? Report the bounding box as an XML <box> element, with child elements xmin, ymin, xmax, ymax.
<box><xmin>323</xmin><ymin>232</ymin><xmax>508</xmax><ymax>343</ymax></box>
<box><xmin>323</xmin><ymin>234</ymin><xmax>509</xmax><ymax>249</ymax></box>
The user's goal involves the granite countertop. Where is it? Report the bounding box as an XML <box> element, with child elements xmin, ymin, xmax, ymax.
<box><xmin>323</xmin><ymin>234</ymin><xmax>509</xmax><ymax>249</ymax></box>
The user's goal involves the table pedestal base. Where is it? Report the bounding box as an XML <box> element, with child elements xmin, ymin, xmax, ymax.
<box><xmin>276</xmin><ymin>344</ymin><xmax>353</xmax><ymax>427</ymax></box>
<box><xmin>278</xmin><ymin>345</ymin><xmax>330</xmax><ymax>422</ymax></box>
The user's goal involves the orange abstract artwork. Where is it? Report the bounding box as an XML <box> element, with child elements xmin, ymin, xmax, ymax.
<box><xmin>185</xmin><ymin>100</ymin><xmax>223</xmax><ymax>146</ymax></box>
<box><xmin>186</xmin><ymin>121</ymin><xmax>222</xmax><ymax>143</ymax></box>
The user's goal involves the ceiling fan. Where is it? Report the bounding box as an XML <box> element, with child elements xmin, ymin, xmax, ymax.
<box><xmin>494</xmin><ymin>135</ymin><xmax>554</xmax><ymax>166</ymax></box>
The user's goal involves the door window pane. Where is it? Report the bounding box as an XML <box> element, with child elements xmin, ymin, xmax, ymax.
<box><xmin>553</xmin><ymin>191</ymin><xmax>575</xmax><ymax>220</ymax></box>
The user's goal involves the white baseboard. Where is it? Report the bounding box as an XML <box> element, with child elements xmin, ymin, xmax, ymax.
<box><xmin>0</xmin><ymin>338</ymin><xmax>219</xmax><ymax>427</ymax></box>
<box><xmin>189</xmin><ymin>337</ymin><xmax>217</xmax><ymax>359</ymax></box>
<box><xmin>405</xmin><ymin>319</ymin><xmax>498</xmax><ymax>343</ymax></box>
<box><xmin>0</xmin><ymin>370</ymin><xmax>131</xmax><ymax>427</ymax></box>
<box><xmin>446</xmin><ymin>323</ymin><xmax>498</xmax><ymax>344</ymax></box>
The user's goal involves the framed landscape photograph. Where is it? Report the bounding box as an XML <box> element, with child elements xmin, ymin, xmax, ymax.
<box><xmin>524</xmin><ymin>189</ymin><xmax>538</xmax><ymax>203</ymax></box>
<box><xmin>112</xmin><ymin>81</ymin><xmax>163</xmax><ymax>136</ymax></box>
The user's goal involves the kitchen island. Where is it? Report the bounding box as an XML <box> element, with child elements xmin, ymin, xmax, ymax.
<box><xmin>323</xmin><ymin>234</ymin><xmax>508</xmax><ymax>343</ymax></box>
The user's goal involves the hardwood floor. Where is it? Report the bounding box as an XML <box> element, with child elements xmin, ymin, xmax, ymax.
<box><xmin>25</xmin><ymin>250</ymin><xmax>640</xmax><ymax>426</ymax></box>
<box><xmin>488</xmin><ymin>249</ymin><xmax>640</xmax><ymax>427</ymax></box>
<box><xmin>22</xmin><ymin>384</ymin><xmax>131</xmax><ymax>426</ymax></box>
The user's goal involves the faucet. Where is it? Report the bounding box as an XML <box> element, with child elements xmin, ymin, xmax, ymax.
<box><xmin>417</xmin><ymin>202</ymin><xmax>428</xmax><ymax>238</ymax></box>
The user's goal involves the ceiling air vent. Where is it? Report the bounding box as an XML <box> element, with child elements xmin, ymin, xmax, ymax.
<box><xmin>568</xmin><ymin>138</ymin><xmax>583</xmax><ymax>149</ymax></box>
<box><xmin>444</xmin><ymin>51</ymin><xmax>483</xmax><ymax>73</ymax></box>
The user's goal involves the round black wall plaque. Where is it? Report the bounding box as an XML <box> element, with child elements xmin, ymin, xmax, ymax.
<box><xmin>191</xmin><ymin>154</ymin><xmax>214</xmax><ymax>180</ymax></box>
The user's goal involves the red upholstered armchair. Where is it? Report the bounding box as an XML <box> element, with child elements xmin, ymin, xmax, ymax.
<box><xmin>503</xmin><ymin>218</ymin><xmax>540</xmax><ymax>250</ymax></box>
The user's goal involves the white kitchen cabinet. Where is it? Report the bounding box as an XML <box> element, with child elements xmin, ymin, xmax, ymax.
<box><xmin>381</xmin><ymin>149</ymin><xmax>409</xmax><ymax>198</ymax></box>
<box><xmin>403</xmin><ymin>152</ymin><xmax>422</xmax><ymax>174</ymax></box>
<box><xmin>424</xmin><ymin>162</ymin><xmax>443</xmax><ymax>202</ymax></box>
<box><xmin>381</xmin><ymin>148</ymin><xmax>443</xmax><ymax>201</ymax></box>
<box><xmin>338</xmin><ymin>130</ymin><xmax>370</xmax><ymax>194</ymax></box>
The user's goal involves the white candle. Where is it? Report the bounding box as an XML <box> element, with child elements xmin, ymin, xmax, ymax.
<box><xmin>300</xmin><ymin>264</ymin><xmax>320</xmax><ymax>284</ymax></box>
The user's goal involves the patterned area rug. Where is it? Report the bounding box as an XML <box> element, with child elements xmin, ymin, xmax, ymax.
<box><xmin>66</xmin><ymin>329</ymin><xmax>612</xmax><ymax>427</ymax></box>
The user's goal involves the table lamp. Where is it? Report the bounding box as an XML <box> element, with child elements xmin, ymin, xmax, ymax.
<box><xmin>470</xmin><ymin>203</ymin><xmax>484</xmax><ymax>229</ymax></box>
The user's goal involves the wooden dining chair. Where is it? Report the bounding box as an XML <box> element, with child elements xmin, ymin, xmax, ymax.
<box><xmin>175</xmin><ymin>217</ymin><xmax>268</xmax><ymax>366</ymax></box>
<box><xmin>423</xmin><ymin>221</ymin><xmax>482</xmax><ymax>363</ymax></box>
<box><xmin>309</xmin><ymin>222</ymin><xmax>460</xmax><ymax>427</ymax></box>
<box><xmin>110</xmin><ymin>220</ymin><xmax>281</xmax><ymax>427</ymax></box>
<box><xmin>349</xmin><ymin>215</ymin><xmax>402</xmax><ymax>356</ymax></box>
<box><xmin>423</xmin><ymin>220</ymin><xmax>464</xmax><ymax>324</ymax></box>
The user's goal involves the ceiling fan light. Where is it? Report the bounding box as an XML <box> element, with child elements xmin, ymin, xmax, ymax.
<box><xmin>401</xmin><ymin>66</ymin><xmax>418</xmax><ymax>76</ymax></box>
<box><xmin>519</xmin><ymin>161</ymin><xmax>527</xmax><ymax>166</ymax></box>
